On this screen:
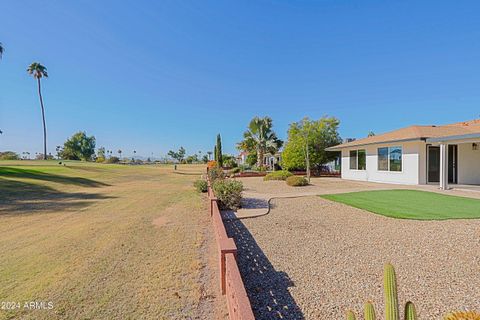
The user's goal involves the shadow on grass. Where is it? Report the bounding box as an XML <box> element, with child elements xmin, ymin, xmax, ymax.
<box><xmin>0</xmin><ymin>178</ymin><xmax>114</xmax><ymax>215</ymax></box>
<box><xmin>224</xmin><ymin>217</ymin><xmax>304</xmax><ymax>320</ymax></box>
<box><xmin>0</xmin><ymin>167</ymin><xmax>109</xmax><ymax>187</ymax></box>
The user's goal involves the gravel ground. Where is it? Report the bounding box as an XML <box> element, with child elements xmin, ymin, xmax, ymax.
<box><xmin>224</xmin><ymin>196</ymin><xmax>480</xmax><ymax>319</ymax></box>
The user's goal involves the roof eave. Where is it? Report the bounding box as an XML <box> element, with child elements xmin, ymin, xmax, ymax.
<box><xmin>326</xmin><ymin>137</ymin><xmax>426</xmax><ymax>151</ymax></box>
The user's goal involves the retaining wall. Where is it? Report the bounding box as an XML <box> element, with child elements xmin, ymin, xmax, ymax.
<box><xmin>206</xmin><ymin>176</ymin><xmax>254</xmax><ymax>320</ymax></box>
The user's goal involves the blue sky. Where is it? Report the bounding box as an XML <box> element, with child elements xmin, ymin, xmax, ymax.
<box><xmin>1</xmin><ymin>1</ymin><xmax>480</xmax><ymax>158</ymax></box>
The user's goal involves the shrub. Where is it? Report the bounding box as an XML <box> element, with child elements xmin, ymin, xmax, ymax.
<box><xmin>286</xmin><ymin>175</ymin><xmax>308</xmax><ymax>186</ymax></box>
<box><xmin>96</xmin><ymin>157</ymin><xmax>106</xmax><ymax>163</ymax></box>
<box><xmin>0</xmin><ymin>151</ymin><xmax>20</xmax><ymax>160</ymax></box>
<box><xmin>445</xmin><ymin>312</ymin><xmax>480</xmax><ymax>320</ymax></box>
<box><xmin>213</xmin><ymin>179</ymin><xmax>243</xmax><ymax>210</ymax></box>
<box><xmin>104</xmin><ymin>156</ymin><xmax>120</xmax><ymax>164</ymax></box>
<box><xmin>230</xmin><ymin>167</ymin><xmax>241</xmax><ymax>174</ymax></box>
<box><xmin>193</xmin><ymin>179</ymin><xmax>208</xmax><ymax>193</ymax></box>
<box><xmin>264</xmin><ymin>170</ymin><xmax>293</xmax><ymax>181</ymax></box>
<box><xmin>207</xmin><ymin>160</ymin><xmax>217</xmax><ymax>168</ymax></box>
<box><xmin>208</xmin><ymin>167</ymin><xmax>225</xmax><ymax>182</ymax></box>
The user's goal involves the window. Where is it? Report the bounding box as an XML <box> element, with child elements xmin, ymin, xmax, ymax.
<box><xmin>349</xmin><ymin>150</ymin><xmax>357</xmax><ymax>170</ymax></box>
<box><xmin>378</xmin><ymin>147</ymin><xmax>389</xmax><ymax>171</ymax></box>
<box><xmin>358</xmin><ymin>150</ymin><xmax>366</xmax><ymax>170</ymax></box>
<box><xmin>389</xmin><ymin>146</ymin><xmax>402</xmax><ymax>171</ymax></box>
<box><xmin>377</xmin><ymin>146</ymin><xmax>402</xmax><ymax>172</ymax></box>
<box><xmin>349</xmin><ymin>149</ymin><xmax>366</xmax><ymax>170</ymax></box>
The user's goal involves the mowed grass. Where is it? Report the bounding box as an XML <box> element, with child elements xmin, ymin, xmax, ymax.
<box><xmin>0</xmin><ymin>161</ymin><xmax>216</xmax><ymax>319</ymax></box>
<box><xmin>321</xmin><ymin>189</ymin><xmax>480</xmax><ymax>220</ymax></box>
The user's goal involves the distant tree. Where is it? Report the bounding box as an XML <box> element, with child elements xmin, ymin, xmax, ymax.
<box><xmin>55</xmin><ymin>145</ymin><xmax>62</xmax><ymax>159</ymax></box>
<box><xmin>201</xmin><ymin>154</ymin><xmax>209</xmax><ymax>163</ymax></box>
<box><xmin>168</xmin><ymin>147</ymin><xmax>186</xmax><ymax>163</ymax></box>
<box><xmin>133</xmin><ymin>150</ymin><xmax>136</xmax><ymax>160</ymax></box>
<box><xmin>237</xmin><ymin>116</ymin><xmax>283</xmax><ymax>169</ymax></box>
<box><xmin>216</xmin><ymin>134</ymin><xmax>223</xmax><ymax>167</ymax></box>
<box><xmin>60</xmin><ymin>132</ymin><xmax>96</xmax><ymax>161</ymax></box>
<box><xmin>222</xmin><ymin>154</ymin><xmax>237</xmax><ymax>168</ymax></box>
<box><xmin>185</xmin><ymin>154</ymin><xmax>199</xmax><ymax>164</ymax></box>
<box><xmin>97</xmin><ymin>147</ymin><xmax>106</xmax><ymax>162</ymax></box>
<box><xmin>0</xmin><ymin>151</ymin><xmax>19</xmax><ymax>160</ymax></box>
<box><xmin>368</xmin><ymin>131</ymin><xmax>375</xmax><ymax>137</ymax></box>
<box><xmin>207</xmin><ymin>151</ymin><xmax>213</xmax><ymax>160</ymax></box>
<box><xmin>27</xmin><ymin>62</ymin><xmax>49</xmax><ymax>160</ymax></box>
<box><xmin>118</xmin><ymin>149</ymin><xmax>122</xmax><ymax>158</ymax></box>
<box><xmin>36</xmin><ymin>153</ymin><xmax>54</xmax><ymax>160</ymax></box>
<box><xmin>0</xmin><ymin>42</ymin><xmax>3</xmax><ymax>59</ymax></box>
<box><xmin>213</xmin><ymin>145</ymin><xmax>217</xmax><ymax>163</ymax></box>
<box><xmin>282</xmin><ymin>117</ymin><xmax>342</xmax><ymax>176</ymax></box>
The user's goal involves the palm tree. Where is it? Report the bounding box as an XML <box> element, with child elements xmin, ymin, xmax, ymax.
<box><xmin>0</xmin><ymin>42</ymin><xmax>4</xmax><ymax>59</ymax></box>
<box><xmin>238</xmin><ymin>116</ymin><xmax>283</xmax><ymax>168</ymax></box>
<box><xmin>27</xmin><ymin>62</ymin><xmax>48</xmax><ymax>160</ymax></box>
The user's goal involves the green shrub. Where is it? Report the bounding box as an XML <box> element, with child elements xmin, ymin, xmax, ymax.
<box><xmin>286</xmin><ymin>175</ymin><xmax>308</xmax><ymax>186</ymax></box>
<box><xmin>0</xmin><ymin>151</ymin><xmax>20</xmax><ymax>160</ymax></box>
<box><xmin>104</xmin><ymin>156</ymin><xmax>120</xmax><ymax>164</ymax></box>
<box><xmin>264</xmin><ymin>170</ymin><xmax>293</xmax><ymax>181</ymax></box>
<box><xmin>208</xmin><ymin>167</ymin><xmax>225</xmax><ymax>182</ymax></box>
<box><xmin>230</xmin><ymin>167</ymin><xmax>241</xmax><ymax>174</ymax></box>
<box><xmin>193</xmin><ymin>179</ymin><xmax>208</xmax><ymax>193</ymax></box>
<box><xmin>213</xmin><ymin>179</ymin><xmax>243</xmax><ymax>210</ymax></box>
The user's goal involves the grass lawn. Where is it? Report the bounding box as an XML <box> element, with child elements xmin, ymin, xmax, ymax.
<box><xmin>0</xmin><ymin>161</ymin><xmax>220</xmax><ymax>319</ymax></box>
<box><xmin>321</xmin><ymin>189</ymin><xmax>480</xmax><ymax>220</ymax></box>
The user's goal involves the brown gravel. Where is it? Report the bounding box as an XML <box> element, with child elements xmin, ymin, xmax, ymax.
<box><xmin>225</xmin><ymin>196</ymin><xmax>480</xmax><ymax>319</ymax></box>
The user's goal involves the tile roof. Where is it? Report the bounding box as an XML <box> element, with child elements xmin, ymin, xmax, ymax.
<box><xmin>327</xmin><ymin>119</ymin><xmax>480</xmax><ymax>150</ymax></box>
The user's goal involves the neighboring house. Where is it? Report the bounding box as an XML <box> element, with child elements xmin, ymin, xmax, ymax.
<box><xmin>326</xmin><ymin>119</ymin><xmax>480</xmax><ymax>189</ymax></box>
<box><xmin>263</xmin><ymin>152</ymin><xmax>282</xmax><ymax>170</ymax></box>
<box><xmin>236</xmin><ymin>151</ymin><xmax>248</xmax><ymax>166</ymax></box>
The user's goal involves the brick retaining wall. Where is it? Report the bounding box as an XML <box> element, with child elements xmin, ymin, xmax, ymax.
<box><xmin>206</xmin><ymin>176</ymin><xmax>254</xmax><ymax>320</ymax></box>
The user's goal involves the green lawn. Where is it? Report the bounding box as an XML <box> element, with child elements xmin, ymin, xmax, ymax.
<box><xmin>321</xmin><ymin>189</ymin><xmax>480</xmax><ymax>220</ymax></box>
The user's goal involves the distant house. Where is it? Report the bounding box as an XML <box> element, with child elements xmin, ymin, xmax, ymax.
<box><xmin>326</xmin><ymin>119</ymin><xmax>480</xmax><ymax>189</ymax></box>
<box><xmin>236</xmin><ymin>151</ymin><xmax>248</xmax><ymax>166</ymax></box>
<box><xmin>236</xmin><ymin>151</ymin><xmax>282</xmax><ymax>170</ymax></box>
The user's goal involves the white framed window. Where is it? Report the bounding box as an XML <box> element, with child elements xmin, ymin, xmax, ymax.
<box><xmin>349</xmin><ymin>149</ymin><xmax>366</xmax><ymax>170</ymax></box>
<box><xmin>377</xmin><ymin>146</ymin><xmax>402</xmax><ymax>172</ymax></box>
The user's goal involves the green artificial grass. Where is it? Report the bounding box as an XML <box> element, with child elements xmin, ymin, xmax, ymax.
<box><xmin>321</xmin><ymin>189</ymin><xmax>480</xmax><ymax>220</ymax></box>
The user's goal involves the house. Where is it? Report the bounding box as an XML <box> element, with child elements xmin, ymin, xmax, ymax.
<box><xmin>326</xmin><ymin>119</ymin><xmax>480</xmax><ymax>189</ymax></box>
<box><xmin>263</xmin><ymin>152</ymin><xmax>282</xmax><ymax>170</ymax></box>
<box><xmin>236</xmin><ymin>151</ymin><xmax>248</xmax><ymax>166</ymax></box>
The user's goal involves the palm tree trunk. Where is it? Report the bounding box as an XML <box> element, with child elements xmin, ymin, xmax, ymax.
<box><xmin>257</xmin><ymin>147</ymin><xmax>264</xmax><ymax>169</ymax></box>
<box><xmin>37</xmin><ymin>78</ymin><xmax>47</xmax><ymax>160</ymax></box>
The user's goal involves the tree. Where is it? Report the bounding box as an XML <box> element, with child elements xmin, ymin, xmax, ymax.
<box><xmin>60</xmin><ymin>132</ymin><xmax>96</xmax><ymax>161</ymax></box>
<box><xmin>207</xmin><ymin>151</ymin><xmax>213</xmax><ymax>161</ymax></box>
<box><xmin>201</xmin><ymin>154</ymin><xmax>209</xmax><ymax>163</ymax></box>
<box><xmin>216</xmin><ymin>134</ymin><xmax>223</xmax><ymax>167</ymax></box>
<box><xmin>0</xmin><ymin>151</ymin><xmax>19</xmax><ymax>160</ymax></box>
<box><xmin>282</xmin><ymin>117</ymin><xmax>342</xmax><ymax>177</ymax></box>
<box><xmin>167</xmin><ymin>147</ymin><xmax>186</xmax><ymax>163</ymax></box>
<box><xmin>27</xmin><ymin>62</ymin><xmax>48</xmax><ymax>160</ymax></box>
<box><xmin>368</xmin><ymin>131</ymin><xmax>375</xmax><ymax>137</ymax></box>
<box><xmin>0</xmin><ymin>42</ymin><xmax>4</xmax><ymax>59</ymax></box>
<box><xmin>118</xmin><ymin>149</ymin><xmax>122</xmax><ymax>158</ymax></box>
<box><xmin>97</xmin><ymin>147</ymin><xmax>106</xmax><ymax>161</ymax></box>
<box><xmin>237</xmin><ymin>116</ymin><xmax>283</xmax><ymax>169</ymax></box>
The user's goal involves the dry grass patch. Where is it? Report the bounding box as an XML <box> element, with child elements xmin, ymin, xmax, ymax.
<box><xmin>0</xmin><ymin>161</ymin><xmax>223</xmax><ymax>319</ymax></box>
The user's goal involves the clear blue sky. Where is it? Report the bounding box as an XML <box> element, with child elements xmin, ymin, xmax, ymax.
<box><xmin>1</xmin><ymin>1</ymin><xmax>480</xmax><ymax>158</ymax></box>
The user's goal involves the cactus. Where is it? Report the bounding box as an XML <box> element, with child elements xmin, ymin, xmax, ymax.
<box><xmin>404</xmin><ymin>301</ymin><xmax>417</xmax><ymax>320</ymax></box>
<box><xmin>364</xmin><ymin>302</ymin><xmax>376</xmax><ymax>320</ymax></box>
<box><xmin>384</xmin><ymin>263</ymin><xmax>399</xmax><ymax>320</ymax></box>
<box><xmin>346</xmin><ymin>310</ymin><xmax>356</xmax><ymax>320</ymax></box>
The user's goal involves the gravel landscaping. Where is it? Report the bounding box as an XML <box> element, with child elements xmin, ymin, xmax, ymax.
<box><xmin>224</xmin><ymin>195</ymin><xmax>480</xmax><ymax>319</ymax></box>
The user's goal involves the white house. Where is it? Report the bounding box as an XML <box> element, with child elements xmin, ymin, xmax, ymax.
<box><xmin>326</xmin><ymin>119</ymin><xmax>480</xmax><ymax>189</ymax></box>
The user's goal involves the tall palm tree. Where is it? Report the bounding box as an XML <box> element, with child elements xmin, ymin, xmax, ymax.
<box><xmin>27</xmin><ymin>62</ymin><xmax>48</xmax><ymax>160</ymax></box>
<box><xmin>0</xmin><ymin>42</ymin><xmax>4</xmax><ymax>59</ymax></box>
<box><xmin>238</xmin><ymin>116</ymin><xmax>283</xmax><ymax>168</ymax></box>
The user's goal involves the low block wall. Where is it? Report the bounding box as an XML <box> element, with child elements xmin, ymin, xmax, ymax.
<box><xmin>206</xmin><ymin>176</ymin><xmax>254</xmax><ymax>320</ymax></box>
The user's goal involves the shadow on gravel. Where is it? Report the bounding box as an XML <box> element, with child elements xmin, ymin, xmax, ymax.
<box><xmin>224</xmin><ymin>217</ymin><xmax>305</xmax><ymax>320</ymax></box>
<box><xmin>241</xmin><ymin>197</ymin><xmax>269</xmax><ymax>210</ymax></box>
